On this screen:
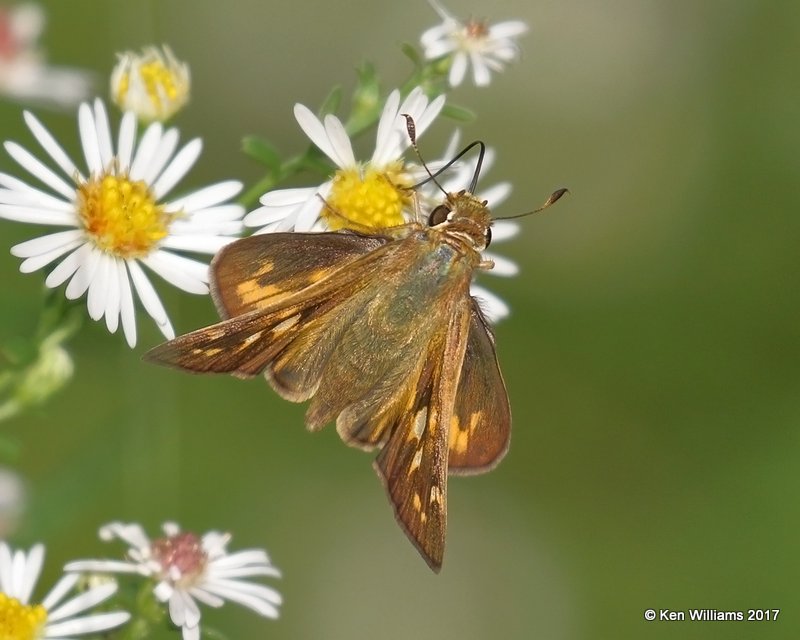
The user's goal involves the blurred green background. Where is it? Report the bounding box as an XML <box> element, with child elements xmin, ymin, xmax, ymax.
<box><xmin>1</xmin><ymin>0</ymin><xmax>799</xmax><ymax>638</ymax></box>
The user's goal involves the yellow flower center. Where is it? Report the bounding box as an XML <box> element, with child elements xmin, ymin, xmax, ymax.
<box><xmin>0</xmin><ymin>593</ymin><xmax>47</xmax><ymax>640</ymax></box>
<box><xmin>323</xmin><ymin>163</ymin><xmax>412</xmax><ymax>230</ymax></box>
<box><xmin>113</xmin><ymin>48</ymin><xmax>189</xmax><ymax>121</ymax></box>
<box><xmin>77</xmin><ymin>174</ymin><xmax>175</xmax><ymax>258</ymax></box>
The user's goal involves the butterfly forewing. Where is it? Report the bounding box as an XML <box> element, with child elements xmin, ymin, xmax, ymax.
<box><xmin>448</xmin><ymin>299</ymin><xmax>511</xmax><ymax>474</ymax></box>
<box><xmin>211</xmin><ymin>232</ymin><xmax>388</xmax><ymax>318</ymax></box>
<box><xmin>374</xmin><ymin>298</ymin><xmax>472</xmax><ymax>572</ymax></box>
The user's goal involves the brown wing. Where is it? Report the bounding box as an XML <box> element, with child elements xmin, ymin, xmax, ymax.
<box><xmin>373</xmin><ymin>298</ymin><xmax>471</xmax><ymax>572</ymax></box>
<box><xmin>448</xmin><ymin>299</ymin><xmax>511</xmax><ymax>474</ymax></box>
<box><xmin>145</xmin><ymin>234</ymin><xmax>398</xmax><ymax>401</ymax></box>
<box><xmin>210</xmin><ymin>231</ymin><xmax>388</xmax><ymax>318</ymax></box>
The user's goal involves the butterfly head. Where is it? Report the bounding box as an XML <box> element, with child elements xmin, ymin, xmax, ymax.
<box><xmin>427</xmin><ymin>189</ymin><xmax>494</xmax><ymax>251</ymax></box>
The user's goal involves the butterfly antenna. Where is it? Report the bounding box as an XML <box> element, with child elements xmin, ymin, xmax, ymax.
<box><xmin>494</xmin><ymin>188</ymin><xmax>570</xmax><ymax>220</ymax></box>
<box><xmin>401</xmin><ymin>114</ymin><xmax>449</xmax><ymax>199</ymax></box>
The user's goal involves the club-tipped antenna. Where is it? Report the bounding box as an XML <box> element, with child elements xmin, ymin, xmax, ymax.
<box><xmin>494</xmin><ymin>188</ymin><xmax>570</xmax><ymax>220</ymax></box>
<box><xmin>401</xmin><ymin>114</ymin><xmax>449</xmax><ymax>199</ymax></box>
<box><xmin>408</xmin><ymin>139</ymin><xmax>487</xmax><ymax>192</ymax></box>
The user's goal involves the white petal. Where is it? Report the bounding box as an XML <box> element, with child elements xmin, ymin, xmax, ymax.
<box><xmin>152</xmin><ymin>138</ymin><xmax>202</xmax><ymax>199</ymax></box>
<box><xmin>142</xmin><ymin>127</ymin><xmax>179</xmax><ymax>185</ymax></box>
<box><xmin>99</xmin><ymin>522</ymin><xmax>151</xmax><ymax>548</ymax></box>
<box><xmin>293</xmin><ymin>103</ymin><xmax>348</xmax><ymax>168</ymax></box>
<box><xmin>18</xmin><ymin>544</ymin><xmax>44</xmax><ymax>604</ymax></box>
<box><xmin>141</xmin><ymin>251</ymin><xmax>209</xmax><ymax>294</ymax></box>
<box><xmin>4</xmin><ymin>142</ymin><xmax>75</xmax><ymax>200</ymax></box>
<box><xmin>201</xmin><ymin>580</ymin><xmax>281</xmax><ymax>617</ymax></box>
<box><xmin>159</xmin><ymin>235</ymin><xmax>236</xmax><ymax>254</ymax></box>
<box><xmin>129</xmin><ymin>122</ymin><xmax>164</xmax><ymax>181</ymax></box>
<box><xmin>186</xmin><ymin>205</ymin><xmax>246</xmax><ymax>224</ymax></box>
<box><xmin>294</xmin><ymin>181</ymin><xmax>330</xmax><ymax>231</ymax></box>
<box><xmin>87</xmin><ymin>253</ymin><xmax>111</xmax><ymax>320</ymax></box>
<box><xmin>170</xmin><ymin>220</ymin><xmax>242</xmax><ymax>237</ymax></box>
<box><xmin>323</xmin><ymin>114</ymin><xmax>356</xmax><ymax>168</ymax></box>
<box><xmin>45</xmin><ymin>243</ymin><xmax>90</xmax><ymax>288</ymax></box>
<box><xmin>480</xmin><ymin>182</ymin><xmax>511</xmax><ymax>208</ymax></box>
<box><xmin>0</xmin><ymin>204</ymin><xmax>75</xmax><ymax>226</ymax></box>
<box><xmin>47</xmin><ymin>582</ymin><xmax>117</xmax><ymax>621</ymax></box>
<box><xmin>423</xmin><ymin>38</ymin><xmax>458</xmax><ymax>59</ymax></box>
<box><xmin>93</xmin><ymin>99</ymin><xmax>114</xmax><ymax>170</ymax></box>
<box><xmin>105</xmin><ymin>258</ymin><xmax>122</xmax><ymax>332</ymax></box>
<box><xmin>449</xmin><ymin>52</ymin><xmax>468</xmax><ymax>87</ymax></box>
<box><xmin>470</xmin><ymin>284</ymin><xmax>509</xmax><ymax>322</ymax></box>
<box><xmin>259</xmin><ymin>186</ymin><xmax>318</xmax><ymax>207</ymax></box>
<box><xmin>166</xmin><ymin>181</ymin><xmax>242</xmax><ymax>212</ymax></box>
<box><xmin>187</xmin><ymin>586</ymin><xmax>225</xmax><ymax>608</ymax></box>
<box><xmin>483</xmin><ymin>251</ymin><xmax>518</xmax><ymax>276</ymax></box>
<box><xmin>64</xmin><ymin>559</ymin><xmax>145</xmax><ymax>574</ymax></box>
<box><xmin>18</xmin><ymin>237</ymin><xmax>84</xmax><ymax>273</ymax></box>
<box><xmin>40</xmin><ymin>573</ymin><xmax>79</xmax><ymax>610</ymax></box>
<box><xmin>44</xmin><ymin>611</ymin><xmax>130</xmax><ymax>637</ymax></box>
<box><xmin>117</xmin><ymin>111</ymin><xmax>137</xmax><ymax>171</ymax></box>
<box><xmin>470</xmin><ymin>51</ymin><xmax>492</xmax><ymax>86</ymax></box>
<box><xmin>489</xmin><ymin>20</ymin><xmax>529</xmax><ymax>39</ymax></box>
<box><xmin>127</xmin><ymin>259</ymin><xmax>174</xmax><ymax>338</ymax></box>
<box><xmin>78</xmin><ymin>102</ymin><xmax>102</xmax><ymax>176</ymax></box>
<box><xmin>0</xmin><ymin>544</ymin><xmax>13</xmax><ymax>592</ymax></box>
<box><xmin>0</xmin><ymin>183</ymin><xmax>74</xmax><ymax>212</ymax></box>
<box><xmin>118</xmin><ymin>262</ymin><xmax>137</xmax><ymax>347</ymax></box>
<box><xmin>65</xmin><ymin>246</ymin><xmax>100</xmax><ymax>300</ymax></box>
<box><xmin>23</xmin><ymin>111</ymin><xmax>82</xmax><ymax>181</ymax></box>
<box><xmin>490</xmin><ymin>220</ymin><xmax>520</xmax><ymax>242</ymax></box>
<box><xmin>10</xmin><ymin>549</ymin><xmax>26</xmax><ymax>597</ymax></box>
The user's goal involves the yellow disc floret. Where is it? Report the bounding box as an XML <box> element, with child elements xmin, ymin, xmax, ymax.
<box><xmin>77</xmin><ymin>174</ymin><xmax>175</xmax><ymax>258</ymax></box>
<box><xmin>111</xmin><ymin>46</ymin><xmax>190</xmax><ymax>122</ymax></box>
<box><xmin>0</xmin><ymin>593</ymin><xmax>47</xmax><ymax>640</ymax></box>
<box><xmin>323</xmin><ymin>163</ymin><xmax>412</xmax><ymax>230</ymax></box>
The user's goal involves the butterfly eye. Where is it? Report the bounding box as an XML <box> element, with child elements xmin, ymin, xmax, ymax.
<box><xmin>484</xmin><ymin>227</ymin><xmax>492</xmax><ymax>247</ymax></box>
<box><xmin>428</xmin><ymin>205</ymin><xmax>450</xmax><ymax>226</ymax></box>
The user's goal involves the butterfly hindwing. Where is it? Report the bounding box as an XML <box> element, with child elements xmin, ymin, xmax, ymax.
<box><xmin>448</xmin><ymin>299</ymin><xmax>511</xmax><ymax>474</ymax></box>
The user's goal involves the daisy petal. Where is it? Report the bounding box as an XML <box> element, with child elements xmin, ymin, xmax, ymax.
<box><xmin>118</xmin><ymin>263</ymin><xmax>137</xmax><ymax>347</ymax></box>
<box><xmin>78</xmin><ymin>102</ymin><xmax>102</xmax><ymax>176</ymax></box>
<box><xmin>129</xmin><ymin>122</ymin><xmax>164</xmax><ymax>181</ymax></box>
<box><xmin>117</xmin><ymin>111</ymin><xmax>137</xmax><ymax>171</ymax></box>
<box><xmin>45</xmin><ymin>611</ymin><xmax>131</xmax><ymax>637</ymax></box>
<box><xmin>142</xmin><ymin>251</ymin><xmax>209</xmax><ymax>294</ymax></box>
<box><xmin>47</xmin><ymin>582</ymin><xmax>117</xmax><ymax>622</ymax></box>
<box><xmin>93</xmin><ymin>98</ymin><xmax>115</xmax><ymax>169</ymax></box>
<box><xmin>45</xmin><ymin>243</ymin><xmax>90</xmax><ymax>289</ymax></box>
<box><xmin>4</xmin><ymin>142</ymin><xmax>75</xmax><ymax>199</ymax></box>
<box><xmin>127</xmin><ymin>259</ymin><xmax>174</xmax><ymax>338</ymax></box>
<box><xmin>166</xmin><ymin>181</ymin><xmax>243</xmax><ymax>212</ymax></box>
<box><xmin>294</xmin><ymin>104</ymin><xmax>345</xmax><ymax>167</ymax></box>
<box><xmin>18</xmin><ymin>236</ymin><xmax>84</xmax><ymax>273</ymax></box>
<box><xmin>152</xmin><ymin>138</ymin><xmax>202</xmax><ymax>199</ymax></box>
<box><xmin>142</xmin><ymin>127</ymin><xmax>179</xmax><ymax>185</ymax></box>
<box><xmin>23</xmin><ymin>111</ymin><xmax>82</xmax><ymax>181</ymax></box>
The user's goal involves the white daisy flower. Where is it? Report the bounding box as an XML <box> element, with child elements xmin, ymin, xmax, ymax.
<box><xmin>0</xmin><ymin>98</ymin><xmax>245</xmax><ymax>347</ymax></box>
<box><xmin>0</xmin><ymin>542</ymin><xmax>129</xmax><ymax>640</ymax></box>
<box><xmin>65</xmin><ymin>521</ymin><xmax>282</xmax><ymax>640</ymax></box>
<box><xmin>111</xmin><ymin>45</ymin><xmax>190</xmax><ymax>122</ymax></box>
<box><xmin>244</xmin><ymin>86</ymin><xmax>445</xmax><ymax>233</ymax></box>
<box><xmin>421</xmin><ymin>0</ymin><xmax>529</xmax><ymax>87</ymax></box>
<box><xmin>418</xmin><ymin>130</ymin><xmax>519</xmax><ymax>322</ymax></box>
<box><xmin>0</xmin><ymin>3</ymin><xmax>93</xmax><ymax>107</ymax></box>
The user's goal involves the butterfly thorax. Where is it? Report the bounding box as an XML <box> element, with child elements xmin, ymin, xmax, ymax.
<box><xmin>426</xmin><ymin>191</ymin><xmax>493</xmax><ymax>261</ymax></box>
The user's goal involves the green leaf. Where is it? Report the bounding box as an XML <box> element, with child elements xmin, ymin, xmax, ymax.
<box><xmin>318</xmin><ymin>85</ymin><xmax>343</xmax><ymax>117</ymax></box>
<box><xmin>400</xmin><ymin>42</ymin><xmax>423</xmax><ymax>68</ymax></box>
<box><xmin>241</xmin><ymin>136</ymin><xmax>281</xmax><ymax>173</ymax></box>
<box><xmin>441</xmin><ymin>103</ymin><xmax>477</xmax><ymax>123</ymax></box>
